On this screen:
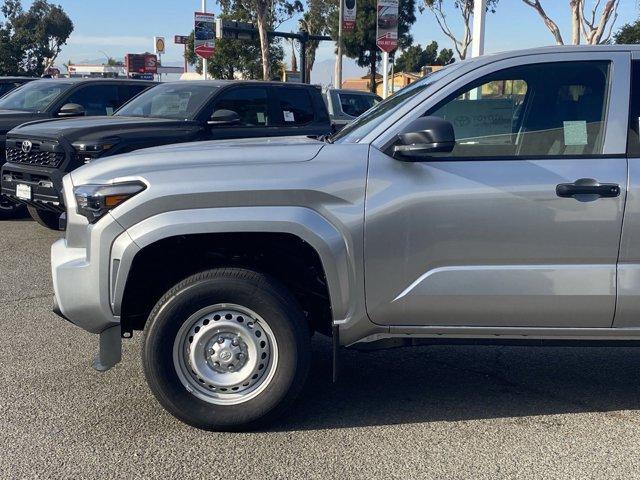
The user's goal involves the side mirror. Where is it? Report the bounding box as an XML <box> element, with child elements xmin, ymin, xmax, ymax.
<box><xmin>58</xmin><ymin>103</ymin><xmax>86</xmax><ymax>118</ymax></box>
<box><xmin>393</xmin><ymin>116</ymin><xmax>456</xmax><ymax>161</ymax></box>
<box><xmin>208</xmin><ymin>109</ymin><xmax>241</xmax><ymax>127</ymax></box>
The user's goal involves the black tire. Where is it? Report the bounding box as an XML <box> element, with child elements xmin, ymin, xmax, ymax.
<box><xmin>27</xmin><ymin>205</ymin><xmax>62</xmax><ymax>230</ymax></box>
<box><xmin>142</xmin><ymin>268</ymin><xmax>311</xmax><ymax>431</ymax></box>
<box><xmin>0</xmin><ymin>194</ymin><xmax>27</xmax><ymax>220</ymax></box>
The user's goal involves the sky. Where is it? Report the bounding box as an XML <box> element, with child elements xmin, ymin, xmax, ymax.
<box><xmin>14</xmin><ymin>0</ymin><xmax>640</xmax><ymax>84</ymax></box>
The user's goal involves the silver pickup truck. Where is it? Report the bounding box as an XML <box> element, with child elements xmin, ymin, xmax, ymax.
<box><xmin>52</xmin><ymin>46</ymin><xmax>640</xmax><ymax>430</ymax></box>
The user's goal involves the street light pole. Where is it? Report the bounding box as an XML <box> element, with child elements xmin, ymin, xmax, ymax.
<box><xmin>472</xmin><ymin>0</ymin><xmax>486</xmax><ymax>58</ymax></box>
<box><xmin>334</xmin><ymin>0</ymin><xmax>343</xmax><ymax>88</ymax></box>
<box><xmin>201</xmin><ymin>0</ymin><xmax>208</xmax><ymax>79</ymax></box>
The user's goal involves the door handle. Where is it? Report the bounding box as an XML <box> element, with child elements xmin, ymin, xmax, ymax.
<box><xmin>556</xmin><ymin>178</ymin><xmax>620</xmax><ymax>199</ymax></box>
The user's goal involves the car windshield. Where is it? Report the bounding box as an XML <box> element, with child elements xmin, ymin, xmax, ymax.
<box><xmin>331</xmin><ymin>65</ymin><xmax>461</xmax><ymax>144</ymax></box>
<box><xmin>0</xmin><ymin>80</ymin><xmax>73</xmax><ymax>112</ymax></box>
<box><xmin>115</xmin><ymin>83</ymin><xmax>217</xmax><ymax>120</ymax></box>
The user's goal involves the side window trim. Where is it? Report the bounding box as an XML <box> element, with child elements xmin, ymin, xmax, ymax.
<box><xmin>372</xmin><ymin>51</ymin><xmax>631</xmax><ymax>156</ymax></box>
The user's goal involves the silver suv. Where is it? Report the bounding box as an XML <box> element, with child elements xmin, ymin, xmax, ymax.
<box><xmin>52</xmin><ymin>46</ymin><xmax>640</xmax><ymax>430</ymax></box>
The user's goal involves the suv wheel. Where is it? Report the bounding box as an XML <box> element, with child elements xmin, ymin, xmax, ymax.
<box><xmin>27</xmin><ymin>206</ymin><xmax>62</xmax><ymax>230</ymax></box>
<box><xmin>142</xmin><ymin>268</ymin><xmax>311</xmax><ymax>431</ymax></box>
<box><xmin>0</xmin><ymin>195</ymin><xmax>26</xmax><ymax>220</ymax></box>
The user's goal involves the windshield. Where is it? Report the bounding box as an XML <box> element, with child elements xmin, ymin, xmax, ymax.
<box><xmin>116</xmin><ymin>83</ymin><xmax>217</xmax><ymax>119</ymax></box>
<box><xmin>331</xmin><ymin>65</ymin><xmax>459</xmax><ymax>143</ymax></box>
<box><xmin>0</xmin><ymin>80</ymin><xmax>73</xmax><ymax>112</ymax></box>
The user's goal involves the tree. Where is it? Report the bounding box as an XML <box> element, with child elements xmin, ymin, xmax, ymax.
<box><xmin>395</xmin><ymin>40</ymin><xmax>454</xmax><ymax>72</ymax></box>
<box><xmin>615</xmin><ymin>18</ymin><xmax>640</xmax><ymax>44</ymax></box>
<box><xmin>422</xmin><ymin>0</ymin><xmax>498</xmax><ymax>60</ymax></box>
<box><xmin>0</xmin><ymin>0</ymin><xmax>73</xmax><ymax>75</ymax></box>
<box><xmin>217</xmin><ymin>0</ymin><xmax>302</xmax><ymax>80</ymax></box>
<box><xmin>331</xmin><ymin>0</ymin><xmax>416</xmax><ymax>93</ymax></box>
<box><xmin>521</xmin><ymin>0</ymin><xmax>621</xmax><ymax>45</ymax></box>
<box><xmin>186</xmin><ymin>29</ymin><xmax>284</xmax><ymax>80</ymax></box>
<box><xmin>300</xmin><ymin>0</ymin><xmax>336</xmax><ymax>82</ymax></box>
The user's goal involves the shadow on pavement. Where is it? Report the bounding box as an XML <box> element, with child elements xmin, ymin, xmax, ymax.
<box><xmin>274</xmin><ymin>337</ymin><xmax>640</xmax><ymax>431</ymax></box>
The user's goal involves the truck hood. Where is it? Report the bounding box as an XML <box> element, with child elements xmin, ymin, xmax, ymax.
<box><xmin>0</xmin><ymin>110</ymin><xmax>40</xmax><ymax>136</ymax></box>
<box><xmin>70</xmin><ymin>136</ymin><xmax>327</xmax><ymax>185</ymax></box>
<box><xmin>9</xmin><ymin>115</ymin><xmax>197</xmax><ymax>142</ymax></box>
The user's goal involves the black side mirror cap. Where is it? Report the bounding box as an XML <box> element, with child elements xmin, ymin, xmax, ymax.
<box><xmin>393</xmin><ymin>116</ymin><xmax>456</xmax><ymax>161</ymax></box>
<box><xmin>58</xmin><ymin>103</ymin><xmax>86</xmax><ymax>118</ymax></box>
<box><xmin>208</xmin><ymin>109</ymin><xmax>241</xmax><ymax>126</ymax></box>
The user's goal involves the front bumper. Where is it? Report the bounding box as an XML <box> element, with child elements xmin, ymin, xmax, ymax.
<box><xmin>51</xmin><ymin>175</ymin><xmax>133</xmax><ymax>370</ymax></box>
<box><xmin>1</xmin><ymin>162</ymin><xmax>65</xmax><ymax>212</ymax></box>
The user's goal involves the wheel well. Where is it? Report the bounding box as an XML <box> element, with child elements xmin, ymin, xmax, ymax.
<box><xmin>120</xmin><ymin>232</ymin><xmax>332</xmax><ymax>336</ymax></box>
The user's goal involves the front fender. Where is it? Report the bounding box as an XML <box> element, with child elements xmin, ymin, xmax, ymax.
<box><xmin>110</xmin><ymin>206</ymin><xmax>359</xmax><ymax>327</ymax></box>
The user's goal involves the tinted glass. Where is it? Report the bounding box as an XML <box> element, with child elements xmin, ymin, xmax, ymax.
<box><xmin>213</xmin><ymin>87</ymin><xmax>269</xmax><ymax>127</ymax></box>
<box><xmin>116</xmin><ymin>83</ymin><xmax>216</xmax><ymax>120</ymax></box>
<box><xmin>278</xmin><ymin>88</ymin><xmax>314</xmax><ymax>125</ymax></box>
<box><xmin>0</xmin><ymin>82</ymin><xmax>22</xmax><ymax>97</ymax></box>
<box><xmin>339</xmin><ymin>93</ymin><xmax>379</xmax><ymax>117</ymax></box>
<box><xmin>332</xmin><ymin>64</ymin><xmax>461</xmax><ymax>143</ymax></box>
<box><xmin>0</xmin><ymin>80</ymin><xmax>73</xmax><ymax>112</ymax></box>
<box><xmin>66</xmin><ymin>84</ymin><xmax>120</xmax><ymax>116</ymax></box>
<box><xmin>427</xmin><ymin>61</ymin><xmax>610</xmax><ymax>158</ymax></box>
<box><xmin>118</xmin><ymin>84</ymin><xmax>151</xmax><ymax>104</ymax></box>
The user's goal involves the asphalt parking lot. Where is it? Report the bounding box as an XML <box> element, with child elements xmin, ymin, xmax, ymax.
<box><xmin>3</xmin><ymin>218</ymin><xmax>640</xmax><ymax>479</ymax></box>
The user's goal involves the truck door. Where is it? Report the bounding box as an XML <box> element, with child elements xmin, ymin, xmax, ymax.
<box><xmin>365</xmin><ymin>52</ymin><xmax>630</xmax><ymax>329</ymax></box>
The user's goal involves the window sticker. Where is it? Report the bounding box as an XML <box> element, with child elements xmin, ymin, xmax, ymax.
<box><xmin>563</xmin><ymin>120</ymin><xmax>588</xmax><ymax>146</ymax></box>
<box><xmin>283</xmin><ymin>110</ymin><xmax>295</xmax><ymax>122</ymax></box>
<box><xmin>256</xmin><ymin>112</ymin><xmax>266</xmax><ymax>124</ymax></box>
<box><xmin>106</xmin><ymin>107</ymin><xmax>114</xmax><ymax>116</ymax></box>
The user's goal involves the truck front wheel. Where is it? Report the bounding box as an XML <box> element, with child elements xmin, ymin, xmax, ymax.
<box><xmin>142</xmin><ymin>268</ymin><xmax>311</xmax><ymax>431</ymax></box>
<box><xmin>27</xmin><ymin>206</ymin><xmax>62</xmax><ymax>230</ymax></box>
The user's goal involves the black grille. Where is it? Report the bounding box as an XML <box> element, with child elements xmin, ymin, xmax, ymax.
<box><xmin>6</xmin><ymin>146</ymin><xmax>65</xmax><ymax>168</ymax></box>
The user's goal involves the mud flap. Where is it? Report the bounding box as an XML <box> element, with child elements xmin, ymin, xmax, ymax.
<box><xmin>92</xmin><ymin>325</ymin><xmax>122</xmax><ymax>372</ymax></box>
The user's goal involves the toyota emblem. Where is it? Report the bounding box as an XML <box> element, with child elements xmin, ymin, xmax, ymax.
<box><xmin>21</xmin><ymin>140</ymin><xmax>32</xmax><ymax>154</ymax></box>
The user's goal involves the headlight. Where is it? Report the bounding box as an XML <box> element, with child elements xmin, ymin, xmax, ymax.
<box><xmin>72</xmin><ymin>139</ymin><xmax>118</xmax><ymax>163</ymax></box>
<box><xmin>73</xmin><ymin>181</ymin><xmax>146</xmax><ymax>223</ymax></box>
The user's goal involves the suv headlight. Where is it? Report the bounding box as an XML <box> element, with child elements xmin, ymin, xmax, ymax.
<box><xmin>73</xmin><ymin>181</ymin><xmax>146</xmax><ymax>223</ymax></box>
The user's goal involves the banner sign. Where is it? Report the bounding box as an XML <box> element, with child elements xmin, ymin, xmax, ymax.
<box><xmin>343</xmin><ymin>0</ymin><xmax>357</xmax><ymax>31</ymax></box>
<box><xmin>194</xmin><ymin>11</ymin><xmax>216</xmax><ymax>59</ymax></box>
<box><xmin>376</xmin><ymin>0</ymin><xmax>398</xmax><ymax>53</ymax></box>
<box><xmin>174</xmin><ymin>35</ymin><xmax>189</xmax><ymax>45</ymax></box>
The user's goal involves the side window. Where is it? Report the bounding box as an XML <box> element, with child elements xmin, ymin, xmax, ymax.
<box><xmin>339</xmin><ymin>93</ymin><xmax>378</xmax><ymax>117</ymax></box>
<box><xmin>66</xmin><ymin>84</ymin><xmax>120</xmax><ymax>116</ymax></box>
<box><xmin>213</xmin><ymin>87</ymin><xmax>269</xmax><ymax>127</ymax></box>
<box><xmin>628</xmin><ymin>60</ymin><xmax>640</xmax><ymax>156</ymax></box>
<box><xmin>277</xmin><ymin>88</ymin><xmax>315</xmax><ymax>125</ymax></box>
<box><xmin>119</xmin><ymin>84</ymin><xmax>150</xmax><ymax>105</ymax></box>
<box><xmin>427</xmin><ymin>61</ymin><xmax>611</xmax><ymax>158</ymax></box>
<box><xmin>0</xmin><ymin>82</ymin><xmax>20</xmax><ymax>97</ymax></box>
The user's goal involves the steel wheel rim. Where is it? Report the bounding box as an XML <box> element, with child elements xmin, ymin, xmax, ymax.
<box><xmin>173</xmin><ymin>303</ymin><xmax>278</xmax><ymax>405</ymax></box>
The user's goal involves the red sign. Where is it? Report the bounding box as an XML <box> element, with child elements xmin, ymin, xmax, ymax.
<box><xmin>376</xmin><ymin>0</ymin><xmax>398</xmax><ymax>53</ymax></box>
<box><xmin>125</xmin><ymin>54</ymin><xmax>158</xmax><ymax>75</ymax></box>
<box><xmin>194</xmin><ymin>11</ymin><xmax>216</xmax><ymax>59</ymax></box>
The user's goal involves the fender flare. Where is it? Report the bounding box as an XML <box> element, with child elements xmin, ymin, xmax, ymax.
<box><xmin>110</xmin><ymin>206</ymin><xmax>358</xmax><ymax>323</ymax></box>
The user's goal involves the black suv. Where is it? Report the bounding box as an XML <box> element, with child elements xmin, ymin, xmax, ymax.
<box><xmin>1</xmin><ymin>80</ymin><xmax>331</xmax><ymax>229</ymax></box>
<box><xmin>0</xmin><ymin>78</ymin><xmax>155</xmax><ymax>219</ymax></box>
